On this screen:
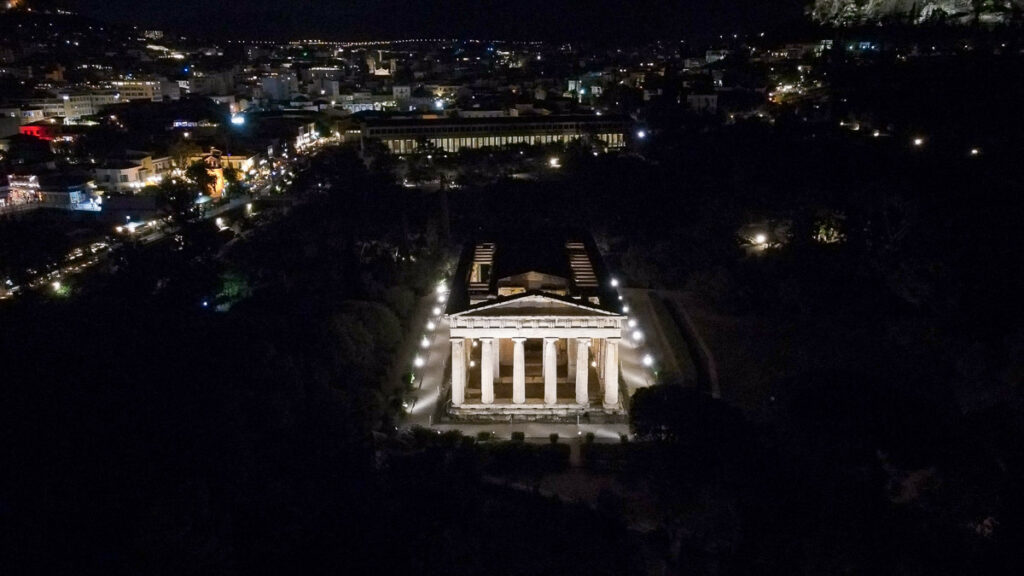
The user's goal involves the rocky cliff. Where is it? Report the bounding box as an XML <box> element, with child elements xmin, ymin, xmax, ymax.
<box><xmin>811</xmin><ymin>0</ymin><xmax>1023</xmax><ymax>24</ymax></box>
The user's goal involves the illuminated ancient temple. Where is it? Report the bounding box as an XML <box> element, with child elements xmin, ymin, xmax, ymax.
<box><xmin>444</xmin><ymin>234</ymin><xmax>626</xmax><ymax>418</ymax></box>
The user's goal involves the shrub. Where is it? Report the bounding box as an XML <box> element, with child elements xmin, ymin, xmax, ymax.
<box><xmin>440</xmin><ymin>430</ymin><xmax>463</xmax><ymax>448</ymax></box>
<box><xmin>476</xmin><ymin>431</ymin><xmax>494</xmax><ymax>442</ymax></box>
<box><xmin>585</xmin><ymin>432</ymin><xmax>596</xmax><ymax>444</ymax></box>
<box><xmin>619</xmin><ymin>433</ymin><xmax>629</xmax><ymax>444</ymax></box>
<box><xmin>511</xmin><ymin>431</ymin><xmax>525</xmax><ymax>443</ymax></box>
<box><xmin>549</xmin><ymin>433</ymin><xmax>559</xmax><ymax>444</ymax></box>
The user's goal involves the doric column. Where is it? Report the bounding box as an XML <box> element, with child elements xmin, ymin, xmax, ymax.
<box><xmin>543</xmin><ymin>337</ymin><xmax>558</xmax><ymax>406</ymax></box>
<box><xmin>493</xmin><ymin>337</ymin><xmax>500</xmax><ymax>380</ymax></box>
<box><xmin>512</xmin><ymin>337</ymin><xmax>526</xmax><ymax>404</ymax></box>
<box><xmin>603</xmin><ymin>337</ymin><xmax>620</xmax><ymax>409</ymax></box>
<box><xmin>451</xmin><ymin>337</ymin><xmax>466</xmax><ymax>406</ymax></box>
<box><xmin>575</xmin><ymin>338</ymin><xmax>590</xmax><ymax>405</ymax></box>
<box><xmin>567</xmin><ymin>337</ymin><xmax>576</xmax><ymax>374</ymax></box>
<box><xmin>480</xmin><ymin>338</ymin><xmax>494</xmax><ymax>404</ymax></box>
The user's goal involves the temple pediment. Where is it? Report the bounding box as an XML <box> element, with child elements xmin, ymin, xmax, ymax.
<box><xmin>450</xmin><ymin>292</ymin><xmax>620</xmax><ymax>318</ymax></box>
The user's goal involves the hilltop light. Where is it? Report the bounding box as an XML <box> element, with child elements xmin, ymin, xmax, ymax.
<box><xmin>755</xmin><ymin>233</ymin><xmax>768</xmax><ymax>245</ymax></box>
<box><xmin>610</xmin><ymin>278</ymin><xmax>619</xmax><ymax>288</ymax></box>
<box><xmin>913</xmin><ymin>137</ymin><xmax>925</xmax><ymax>147</ymax></box>
<box><xmin>970</xmin><ymin>148</ymin><xmax>981</xmax><ymax>156</ymax></box>
<box><xmin>636</xmin><ymin>130</ymin><xmax>647</xmax><ymax>139</ymax></box>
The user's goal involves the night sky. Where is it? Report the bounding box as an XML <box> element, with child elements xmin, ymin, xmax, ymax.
<box><xmin>66</xmin><ymin>0</ymin><xmax>808</xmax><ymax>40</ymax></box>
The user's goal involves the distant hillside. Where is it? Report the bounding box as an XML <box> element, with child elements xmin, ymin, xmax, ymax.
<box><xmin>811</xmin><ymin>0</ymin><xmax>1024</xmax><ymax>25</ymax></box>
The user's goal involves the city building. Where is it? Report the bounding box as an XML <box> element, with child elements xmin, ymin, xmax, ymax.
<box><xmin>4</xmin><ymin>173</ymin><xmax>100</xmax><ymax>212</ymax></box>
<box><xmin>109</xmin><ymin>80</ymin><xmax>166</xmax><ymax>102</ymax></box>
<box><xmin>0</xmin><ymin>174</ymin><xmax>41</xmax><ymax>211</ymax></box>
<box><xmin>0</xmin><ymin>107</ymin><xmax>45</xmax><ymax>137</ymax></box>
<box><xmin>687</xmin><ymin>93</ymin><xmax>719</xmax><ymax>113</ymax></box>
<box><xmin>93</xmin><ymin>159</ymin><xmax>146</xmax><ymax>193</ymax></box>
<box><xmin>444</xmin><ymin>234</ymin><xmax>626</xmax><ymax>418</ymax></box>
<box><xmin>261</xmin><ymin>73</ymin><xmax>299</xmax><ymax>101</ymax></box>
<box><xmin>91</xmin><ymin>151</ymin><xmax>172</xmax><ymax>193</ymax></box>
<box><xmin>361</xmin><ymin>114</ymin><xmax>627</xmax><ymax>154</ymax></box>
<box><xmin>188</xmin><ymin>148</ymin><xmax>260</xmax><ymax>197</ymax></box>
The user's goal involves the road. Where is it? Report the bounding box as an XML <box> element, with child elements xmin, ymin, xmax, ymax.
<box><xmin>9</xmin><ymin>151</ymin><xmax>308</xmax><ymax>298</ymax></box>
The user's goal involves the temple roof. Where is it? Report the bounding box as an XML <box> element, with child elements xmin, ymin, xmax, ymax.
<box><xmin>449</xmin><ymin>291</ymin><xmax>622</xmax><ymax>318</ymax></box>
<box><xmin>447</xmin><ymin>228</ymin><xmax>618</xmax><ymax>314</ymax></box>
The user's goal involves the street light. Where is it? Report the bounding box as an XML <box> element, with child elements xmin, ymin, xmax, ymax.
<box><xmin>636</xmin><ymin>130</ymin><xmax>647</xmax><ymax>139</ymax></box>
<box><xmin>913</xmin><ymin>137</ymin><xmax>924</xmax><ymax>147</ymax></box>
<box><xmin>420</xmin><ymin>336</ymin><xmax>430</xmax><ymax>348</ymax></box>
<box><xmin>755</xmin><ymin>233</ymin><xmax>768</xmax><ymax>245</ymax></box>
<box><xmin>642</xmin><ymin>354</ymin><xmax>654</xmax><ymax>367</ymax></box>
<box><xmin>414</xmin><ymin>356</ymin><xmax>425</xmax><ymax>368</ymax></box>
<box><xmin>632</xmin><ymin>330</ymin><xmax>643</xmax><ymax>341</ymax></box>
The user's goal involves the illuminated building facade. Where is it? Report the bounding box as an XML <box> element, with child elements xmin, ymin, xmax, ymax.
<box><xmin>2</xmin><ymin>174</ymin><xmax>99</xmax><ymax>212</ymax></box>
<box><xmin>202</xmin><ymin>148</ymin><xmax>227</xmax><ymax>199</ymax></box>
<box><xmin>361</xmin><ymin>115</ymin><xmax>627</xmax><ymax>154</ymax></box>
<box><xmin>444</xmin><ymin>235</ymin><xmax>625</xmax><ymax>418</ymax></box>
<box><xmin>1</xmin><ymin>175</ymin><xmax>41</xmax><ymax>210</ymax></box>
<box><xmin>189</xmin><ymin>148</ymin><xmax>260</xmax><ymax>198</ymax></box>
